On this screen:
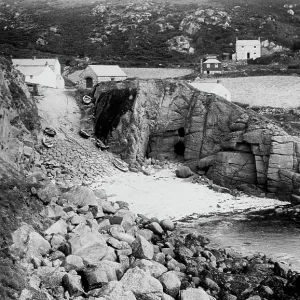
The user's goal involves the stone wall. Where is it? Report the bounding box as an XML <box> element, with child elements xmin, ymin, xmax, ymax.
<box><xmin>93</xmin><ymin>79</ymin><xmax>300</xmax><ymax>201</ymax></box>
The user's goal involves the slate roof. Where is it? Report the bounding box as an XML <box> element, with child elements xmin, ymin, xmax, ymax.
<box><xmin>189</xmin><ymin>82</ymin><xmax>229</xmax><ymax>94</ymax></box>
<box><xmin>236</xmin><ymin>40</ymin><xmax>260</xmax><ymax>46</ymax></box>
<box><xmin>12</xmin><ymin>58</ymin><xmax>57</xmax><ymax>67</ymax></box>
<box><xmin>89</xmin><ymin>65</ymin><xmax>127</xmax><ymax>77</ymax></box>
<box><xmin>15</xmin><ymin>65</ymin><xmax>49</xmax><ymax>76</ymax></box>
<box><xmin>203</xmin><ymin>58</ymin><xmax>221</xmax><ymax>64</ymax></box>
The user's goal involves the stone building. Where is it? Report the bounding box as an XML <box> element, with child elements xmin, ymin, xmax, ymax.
<box><xmin>78</xmin><ymin>65</ymin><xmax>127</xmax><ymax>89</ymax></box>
<box><xmin>202</xmin><ymin>58</ymin><xmax>223</xmax><ymax>74</ymax></box>
<box><xmin>235</xmin><ymin>38</ymin><xmax>261</xmax><ymax>61</ymax></box>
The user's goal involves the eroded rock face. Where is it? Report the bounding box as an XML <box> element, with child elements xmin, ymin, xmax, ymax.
<box><xmin>93</xmin><ymin>79</ymin><xmax>300</xmax><ymax>200</ymax></box>
<box><xmin>0</xmin><ymin>57</ymin><xmax>40</xmax><ymax>170</ymax></box>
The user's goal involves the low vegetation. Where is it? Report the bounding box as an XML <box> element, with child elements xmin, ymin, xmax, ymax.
<box><xmin>0</xmin><ymin>0</ymin><xmax>300</xmax><ymax>68</ymax></box>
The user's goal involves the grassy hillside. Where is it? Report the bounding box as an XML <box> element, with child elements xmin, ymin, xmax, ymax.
<box><xmin>0</xmin><ymin>0</ymin><xmax>299</xmax><ymax>66</ymax></box>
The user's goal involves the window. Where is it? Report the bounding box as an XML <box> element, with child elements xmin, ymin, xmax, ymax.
<box><xmin>30</xmin><ymin>75</ymin><xmax>33</xmax><ymax>79</ymax></box>
<box><xmin>254</xmin><ymin>53</ymin><xmax>256</xmax><ymax>55</ymax></box>
<box><xmin>242</xmin><ymin>46</ymin><xmax>244</xmax><ymax>48</ymax></box>
<box><xmin>254</xmin><ymin>46</ymin><xmax>257</xmax><ymax>48</ymax></box>
<box><xmin>206</xmin><ymin>63</ymin><xmax>210</xmax><ymax>68</ymax></box>
<box><xmin>215</xmin><ymin>63</ymin><xmax>218</xmax><ymax>68</ymax></box>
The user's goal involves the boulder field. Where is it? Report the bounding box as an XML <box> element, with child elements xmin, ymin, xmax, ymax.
<box><xmin>92</xmin><ymin>79</ymin><xmax>300</xmax><ymax>201</ymax></box>
<box><xmin>10</xmin><ymin>181</ymin><xmax>300</xmax><ymax>300</ymax></box>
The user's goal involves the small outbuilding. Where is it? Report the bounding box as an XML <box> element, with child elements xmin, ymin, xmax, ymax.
<box><xmin>78</xmin><ymin>65</ymin><xmax>127</xmax><ymax>89</ymax></box>
<box><xmin>202</xmin><ymin>58</ymin><xmax>223</xmax><ymax>75</ymax></box>
<box><xmin>189</xmin><ymin>81</ymin><xmax>231</xmax><ymax>102</ymax></box>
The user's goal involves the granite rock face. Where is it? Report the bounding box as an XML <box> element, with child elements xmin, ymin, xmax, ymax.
<box><xmin>93</xmin><ymin>79</ymin><xmax>300</xmax><ymax>200</ymax></box>
<box><xmin>0</xmin><ymin>57</ymin><xmax>40</xmax><ymax>171</ymax></box>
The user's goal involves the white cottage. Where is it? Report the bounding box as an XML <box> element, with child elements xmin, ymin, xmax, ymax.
<box><xmin>12</xmin><ymin>57</ymin><xmax>64</xmax><ymax>88</ymax></box>
<box><xmin>189</xmin><ymin>81</ymin><xmax>231</xmax><ymax>101</ymax></box>
<box><xmin>14</xmin><ymin>65</ymin><xmax>57</xmax><ymax>88</ymax></box>
<box><xmin>235</xmin><ymin>38</ymin><xmax>261</xmax><ymax>61</ymax></box>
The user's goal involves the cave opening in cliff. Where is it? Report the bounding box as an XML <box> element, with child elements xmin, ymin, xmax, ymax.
<box><xmin>178</xmin><ymin>127</ymin><xmax>185</xmax><ymax>137</ymax></box>
<box><xmin>174</xmin><ymin>141</ymin><xmax>185</xmax><ymax>156</ymax></box>
<box><xmin>94</xmin><ymin>88</ymin><xmax>137</xmax><ymax>141</ymax></box>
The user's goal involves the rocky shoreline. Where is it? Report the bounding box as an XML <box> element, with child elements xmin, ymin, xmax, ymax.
<box><xmin>9</xmin><ymin>176</ymin><xmax>300</xmax><ymax>300</ymax></box>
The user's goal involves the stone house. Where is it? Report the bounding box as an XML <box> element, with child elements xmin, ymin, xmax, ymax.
<box><xmin>189</xmin><ymin>80</ymin><xmax>231</xmax><ymax>101</ymax></box>
<box><xmin>78</xmin><ymin>65</ymin><xmax>127</xmax><ymax>89</ymax></box>
<box><xmin>202</xmin><ymin>58</ymin><xmax>223</xmax><ymax>75</ymax></box>
<box><xmin>235</xmin><ymin>38</ymin><xmax>261</xmax><ymax>61</ymax></box>
<box><xmin>12</xmin><ymin>57</ymin><xmax>64</xmax><ymax>88</ymax></box>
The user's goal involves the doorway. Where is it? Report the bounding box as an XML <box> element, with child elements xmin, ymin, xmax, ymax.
<box><xmin>85</xmin><ymin>77</ymin><xmax>93</xmax><ymax>88</ymax></box>
<box><xmin>247</xmin><ymin>52</ymin><xmax>250</xmax><ymax>59</ymax></box>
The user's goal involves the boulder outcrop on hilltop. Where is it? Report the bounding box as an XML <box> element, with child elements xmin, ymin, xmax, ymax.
<box><xmin>93</xmin><ymin>79</ymin><xmax>300</xmax><ymax>201</ymax></box>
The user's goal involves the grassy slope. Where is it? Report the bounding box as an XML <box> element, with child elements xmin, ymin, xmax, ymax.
<box><xmin>0</xmin><ymin>0</ymin><xmax>299</xmax><ymax>66</ymax></box>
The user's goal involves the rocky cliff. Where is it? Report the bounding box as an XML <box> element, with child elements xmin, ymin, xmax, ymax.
<box><xmin>93</xmin><ymin>79</ymin><xmax>300</xmax><ymax>201</ymax></box>
<box><xmin>0</xmin><ymin>56</ymin><xmax>40</xmax><ymax>172</ymax></box>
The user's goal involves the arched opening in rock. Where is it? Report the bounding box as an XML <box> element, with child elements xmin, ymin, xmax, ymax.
<box><xmin>174</xmin><ymin>140</ymin><xmax>185</xmax><ymax>156</ymax></box>
<box><xmin>94</xmin><ymin>88</ymin><xmax>137</xmax><ymax>141</ymax></box>
<box><xmin>178</xmin><ymin>127</ymin><xmax>185</xmax><ymax>137</ymax></box>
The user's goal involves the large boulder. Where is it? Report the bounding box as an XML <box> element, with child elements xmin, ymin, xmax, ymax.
<box><xmin>68</xmin><ymin>224</ymin><xmax>108</xmax><ymax>264</ymax></box>
<box><xmin>132</xmin><ymin>235</ymin><xmax>154</xmax><ymax>260</ymax></box>
<box><xmin>83</xmin><ymin>260</ymin><xmax>123</xmax><ymax>290</ymax></box>
<box><xmin>37</xmin><ymin>183</ymin><xmax>60</xmax><ymax>204</ymax></box>
<box><xmin>120</xmin><ymin>267</ymin><xmax>163</xmax><ymax>300</ymax></box>
<box><xmin>180</xmin><ymin>288</ymin><xmax>211</xmax><ymax>300</ymax></box>
<box><xmin>130</xmin><ymin>259</ymin><xmax>168</xmax><ymax>278</ymax></box>
<box><xmin>34</xmin><ymin>266</ymin><xmax>66</xmax><ymax>289</ymax></box>
<box><xmin>10</xmin><ymin>223</ymin><xmax>51</xmax><ymax>262</ymax></box>
<box><xmin>109</xmin><ymin>225</ymin><xmax>135</xmax><ymax>244</ymax></box>
<box><xmin>63</xmin><ymin>186</ymin><xmax>98</xmax><ymax>207</ymax></box>
<box><xmin>45</xmin><ymin>219</ymin><xmax>68</xmax><ymax>235</ymax></box>
<box><xmin>160</xmin><ymin>219</ymin><xmax>175</xmax><ymax>231</ymax></box>
<box><xmin>62</xmin><ymin>273</ymin><xmax>85</xmax><ymax>297</ymax></box>
<box><xmin>159</xmin><ymin>271</ymin><xmax>181</xmax><ymax>298</ymax></box>
<box><xmin>175</xmin><ymin>166</ymin><xmax>194</xmax><ymax>178</ymax></box>
<box><xmin>89</xmin><ymin>280</ymin><xmax>136</xmax><ymax>300</ymax></box>
<box><xmin>63</xmin><ymin>255</ymin><xmax>85</xmax><ymax>272</ymax></box>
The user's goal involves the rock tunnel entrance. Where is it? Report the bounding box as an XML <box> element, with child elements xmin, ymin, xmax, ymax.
<box><xmin>94</xmin><ymin>88</ymin><xmax>137</xmax><ymax>141</ymax></box>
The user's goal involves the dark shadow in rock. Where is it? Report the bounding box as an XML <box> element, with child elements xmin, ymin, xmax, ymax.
<box><xmin>174</xmin><ymin>141</ymin><xmax>185</xmax><ymax>156</ymax></box>
<box><xmin>178</xmin><ymin>127</ymin><xmax>185</xmax><ymax>137</ymax></box>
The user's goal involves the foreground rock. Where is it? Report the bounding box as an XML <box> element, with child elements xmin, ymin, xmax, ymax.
<box><xmin>8</xmin><ymin>183</ymin><xmax>300</xmax><ymax>300</ymax></box>
<box><xmin>120</xmin><ymin>267</ymin><xmax>164</xmax><ymax>300</ymax></box>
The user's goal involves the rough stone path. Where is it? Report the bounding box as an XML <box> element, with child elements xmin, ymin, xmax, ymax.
<box><xmin>38</xmin><ymin>134</ymin><xmax>118</xmax><ymax>188</ymax></box>
<box><xmin>34</xmin><ymin>87</ymin><xmax>119</xmax><ymax>188</ymax></box>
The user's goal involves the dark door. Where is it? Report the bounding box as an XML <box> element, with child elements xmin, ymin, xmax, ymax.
<box><xmin>86</xmin><ymin>77</ymin><xmax>93</xmax><ymax>88</ymax></box>
<box><xmin>247</xmin><ymin>52</ymin><xmax>250</xmax><ymax>59</ymax></box>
